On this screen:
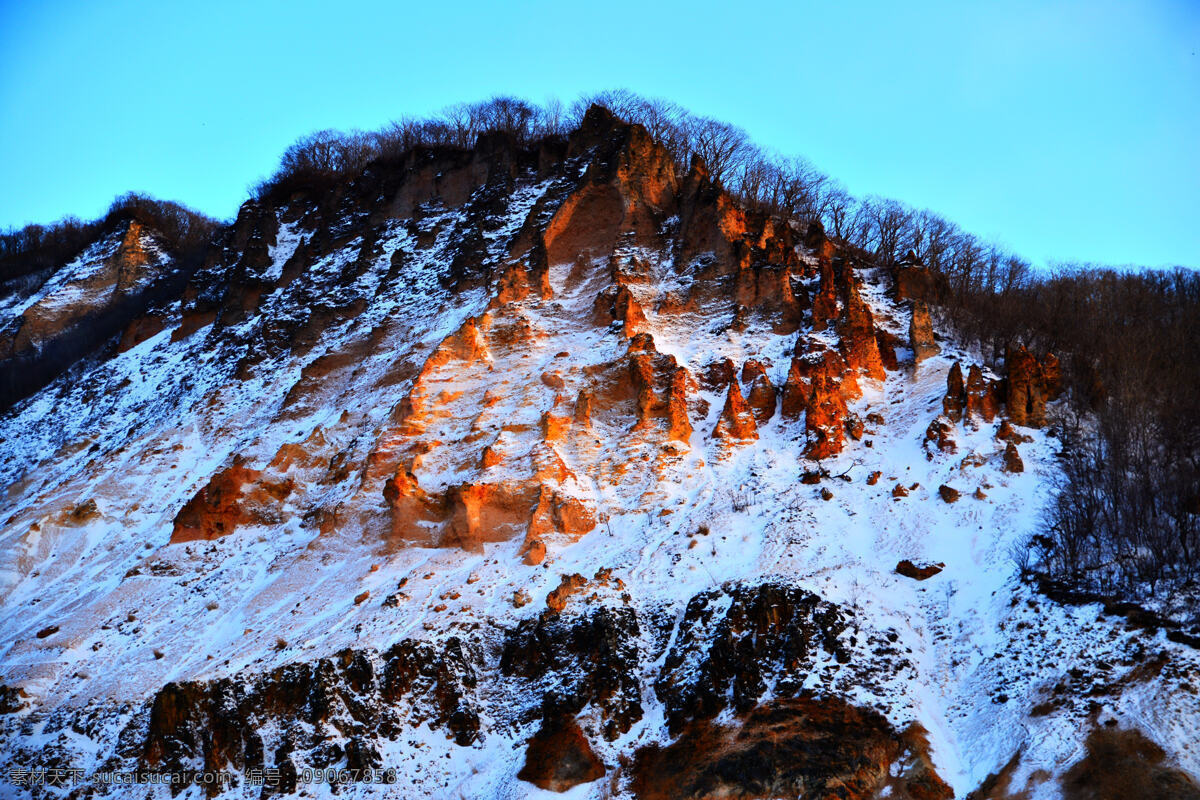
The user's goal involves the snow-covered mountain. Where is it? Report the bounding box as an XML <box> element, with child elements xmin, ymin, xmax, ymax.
<box><xmin>2</xmin><ymin>106</ymin><xmax>1198</xmax><ymax>800</ymax></box>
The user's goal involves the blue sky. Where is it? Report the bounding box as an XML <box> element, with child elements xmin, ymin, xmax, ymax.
<box><xmin>1</xmin><ymin>0</ymin><xmax>1196</xmax><ymax>268</ymax></box>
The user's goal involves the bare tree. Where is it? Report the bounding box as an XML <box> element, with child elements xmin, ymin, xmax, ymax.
<box><xmin>864</xmin><ymin>197</ymin><xmax>913</xmax><ymax>266</ymax></box>
<box><xmin>687</xmin><ymin>116</ymin><xmax>753</xmax><ymax>186</ymax></box>
<box><xmin>821</xmin><ymin>186</ymin><xmax>856</xmax><ymax>241</ymax></box>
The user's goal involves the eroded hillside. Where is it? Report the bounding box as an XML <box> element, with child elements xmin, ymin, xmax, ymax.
<box><xmin>1</xmin><ymin>107</ymin><xmax>1198</xmax><ymax>800</ymax></box>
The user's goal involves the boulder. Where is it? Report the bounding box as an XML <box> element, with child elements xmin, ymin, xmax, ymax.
<box><xmin>517</xmin><ymin>715</ymin><xmax>605</xmax><ymax>792</ymax></box>
<box><xmin>924</xmin><ymin>418</ymin><xmax>957</xmax><ymax>456</ymax></box>
<box><xmin>1003</xmin><ymin>441</ymin><xmax>1025</xmax><ymax>473</ymax></box>
<box><xmin>896</xmin><ymin>560</ymin><xmax>944</xmax><ymax>580</ymax></box>
<box><xmin>938</xmin><ymin>485</ymin><xmax>961</xmax><ymax>503</ymax></box>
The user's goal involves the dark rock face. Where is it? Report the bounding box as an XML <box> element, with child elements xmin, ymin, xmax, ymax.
<box><xmin>139</xmin><ymin>638</ymin><xmax>480</xmax><ymax>792</ymax></box>
<box><xmin>501</xmin><ymin>605</ymin><xmax>643</xmax><ymax>741</ymax></box>
<box><xmin>656</xmin><ymin>581</ymin><xmax>849</xmax><ymax>734</ymax></box>
<box><xmin>0</xmin><ymin>580</ymin><xmax>948</xmax><ymax>799</ymax></box>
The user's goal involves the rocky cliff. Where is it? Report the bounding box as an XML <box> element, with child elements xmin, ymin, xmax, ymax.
<box><xmin>0</xmin><ymin>218</ymin><xmax>191</xmax><ymax>410</ymax></box>
<box><xmin>1</xmin><ymin>107</ymin><xmax>1198</xmax><ymax>800</ymax></box>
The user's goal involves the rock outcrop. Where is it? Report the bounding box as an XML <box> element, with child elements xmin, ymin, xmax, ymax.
<box><xmin>943</xmin><ymin>363</ymin><xmax>965</xmax><ymax>422</ymax></box>
<box><xmin>891</xmin><ymin>250</ymin><xmax>945</xmax><ymax>303</ymax></box>
<box><xmin>713</xmin><ymin>380</ymin><xmax>759</xmax><ymax>442</ymax></box>
<box><xmin>934</xmin><ymin>347</ymin><xmax>1058</xmax><ymax>434</ymax></box>
<box><xmin>786</xmin><ymin>341</ymin><xmax>862</xmax><ymax>459</ymax></box>
<box><xmin>965</xmin><ymin>364</ymin><xmax>1001</xmax><ymax>422</ymax></box>
<box><xmin>837</xmin><ymin>264</ymin><xmax>887</xmax><ymax>380</ymax></box>
<box><xmin>502</xmin><ymin>604</ymin><xmax>643</xmax><ymax>741</ymax></box>
<box><xmin>910</xmin><ymin>301</ymin><xmax>940</xmax><ymax>364</ymax></box>
<box><xmin>804</xmin><ymin>374</ymin><xmax>850</xmax><ymax>459</ymax></box>
<box><xmin>1005</xmin><ymin>344</ymin><xmax>1059</xmax><ymax>427</ymax></box>
<box><xmin>0</xmin><ymin>220</ymin><xmax>187</xmax><ymax>411</ymax></box>
<box><xmin>141</xmin><ymin>638</ymin><xmax>482</xmax><ymax>787</ymax></box>
<box><xmin>656</xmin><ymin>582</ymin><xmax>849</xmax><ymax>732</ymax></box>
<box><xmin>631</xmin><ymin>697</ymin><xmax>952</xmax><ymax>800</ymax></box>
<box><xmin>742</xmin><ymin>360</ymin><xmax>777</xmax><ymax>424</ymax></box>
<box><xmin>171</xmin><ymin>462</ymin><xmax>294</xmax><ymax>542</ymax></box>
<box><xmin>942</xmin><ymin>361</ymin><xmax>1003</xmax><ymax>429</ymax></box>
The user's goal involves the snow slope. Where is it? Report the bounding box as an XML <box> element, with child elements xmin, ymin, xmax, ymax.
<box><xmin>1</xmin><ymin>136</ymin><xmax>1197</xmax><ymax>800</ymax></box>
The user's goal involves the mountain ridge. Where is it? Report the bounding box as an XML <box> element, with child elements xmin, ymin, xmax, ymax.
<box><xmin>1</xmin><ymin>104</ymin><xmax>1198</xmax><ymax>800</ymax></box>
